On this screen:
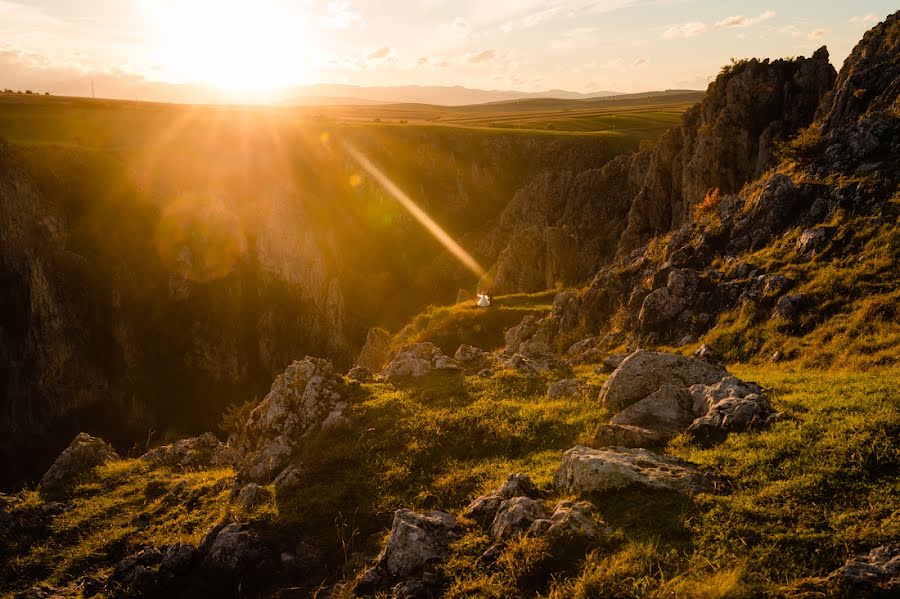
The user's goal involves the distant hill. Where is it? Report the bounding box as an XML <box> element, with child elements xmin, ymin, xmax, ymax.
<box><xmin>284</xmin><ymin>84</ymin><xmax>622</xmax><ymax>106</ymax></box>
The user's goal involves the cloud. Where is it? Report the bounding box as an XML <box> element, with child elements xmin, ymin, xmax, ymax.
<box><xmin>367</xmin><ymin>46</ymin><xmax>391</xmax><ymax>60</ymax></box>
<box><xmin>714</xmin><ymin>10</ymin><xmax>775</xmax><ymax>29</ymax></box>
<box><xmin>324</xmin><ymin>1</ymin><xmax>361</xmax><ymax>29</ymax></box>
<box><xmin>449</xmin><ymin>17</ymin><xmax>471</xmax><ymax>37</ymax></box>
<box><xmin>849</xmin><ymin>14</ymin><xmax>878</xmax><ymax>27</ymax></box>
<box><xmin>632</xmin><ymin>57</ymin><xmax>649</xmax><ymax>67</ymax></box>
<box><xmin>807</xmin><ymin>28</ymin><xmax>826</xmax><ymax>40</ymax></box>
<box><xmin>780</xmin><ymin>25</ymin><xmax>827</xmax><ymax>40</ymax></box>
<box><xmin>466</xmin><ymin>49</ymin><xmax>496</xmax><ymax>64</ymax></box>
<box><xmin>521</xmin><ymin>6</ymin><xmax>565</xmax><ymax>29</ymax></box>
<box><xmin>662</xmin><ymin>22</ymin><xmax>707</xmax><ymax>39</ymax></box>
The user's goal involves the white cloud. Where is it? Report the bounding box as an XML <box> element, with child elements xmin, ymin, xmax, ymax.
<box><xmin>780</xmin><ymin>25</ymin><xmax>827</xmax><ymax>41</ymax></box>
<box><xmin>849</xmin><ymin>14</ymin><xmax>878</xmax><ymax>27</ymax></box>
<box><xmin>632</xmin><ymin>57</ymin><xmax>649</xmax><ymax>67</ymax></box>
<box><xmin>662</xmin><ymin>21</ymin><xmax>707</xmax><ymax>39</ymax></box>
<box><xmin>367</xmin><ymin>46</ymin><xmax>391</xmax><ymax>60</ymax></box>
<box><xmin>449</xmin><ymin>17</ymin><xmax>471</xmax><ymax>37</ymax></box>
<box><xmin>714</xmin><ymin>10</ymin><xmax>775</xmax><ymax>29</ymax></box>
<box><xmin>807</xmin><ymin>28</ymin><xmax>826</xmax><ymax>40</ymax></box>
<box><xmin>466</xmin><ymin>48</ymin><xmax>496</xmax><ymax>64</ymax></box>
<box><xmin>324</xmin><ymin>1</ymin><xmax>361</xmax><ymax>29</ymax></box>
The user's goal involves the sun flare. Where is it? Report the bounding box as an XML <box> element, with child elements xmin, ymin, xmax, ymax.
<box><xmin>140</xmin><ymin>0</ymin><xmax>311</xmax><ymax>98</ymax></box>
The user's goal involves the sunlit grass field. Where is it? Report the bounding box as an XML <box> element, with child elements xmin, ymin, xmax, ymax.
<box><xmin>3</xmin><ymin>363</ymin><xmax>895</xmax><ymax>597</ymax></box>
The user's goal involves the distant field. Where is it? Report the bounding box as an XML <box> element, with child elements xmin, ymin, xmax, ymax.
<box><xmin>0</xmin><ymin>90</ymin><xmax>702</xmax><ymax>149</ymax></box>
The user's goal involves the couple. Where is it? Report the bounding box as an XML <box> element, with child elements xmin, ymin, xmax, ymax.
<box><xmin>476</xmin><ymin>290</ymin><xmax>494</xmax><ymax>308</ymax></box>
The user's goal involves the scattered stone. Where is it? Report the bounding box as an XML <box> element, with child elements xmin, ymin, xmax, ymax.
<box><xmin>141</xmin><ymin>432</ymin><xmax>233</xmax><ymax>469</ymax></box>
<box><xmin>692</xmin><ymin>344</ymin><xmax>723</xmax><ymax>366</ymax></box>
<box><xmin>554</xmin><ymin>445</ymin><xmax>715</xmax><ymax>496</ymax></box>
<box><xmin>454</xmin><ymin>344</ymin><xmax>490</xmax><ymax>373</ymax></box>
<box><xmin>106</xmin><ymin>544</ymin><xmax>194</xmax><ymax>596</ymax></box>
<box><xmin>598</xmin><ymin>350</ymin><xmax>727</xmax><ymax>411</ymax></box>
<box><xmin>770</xmin><ymin>350</ymin><xmax>785</xmax><ymax>363</ymax></box>
<box><xmin>797</xmin><ymin>227</ymin><xmax>830</xmax><ymax>255</ymax></box>
<box><xmin>202</xmin><ymin>522</ymin><xmax>272</xmax><ymax>576</ymax></box>
<box><xmin>39</xmin><ymin>433</ymin><xmax>119</xmax><ymax>494</ymax></box>
<box><xmin>609</xmin><ymin>383</ymin><xmax>698</xmax><ymax>439</ymax></box>
<box><xmin>490</xmin><ymin>497</ymin><xmax>548</xmax><ymax>540</ymax></box>
<box><xmin>347</xmin><ymin>366</ymin><xmax>372</xmax><ymax>382</ymax></box>
<box><xmin>499</xmin><ymin>352</ymin><xmax>569</xmax><ymax>375</ymax></box>
<box><xmin>527</xmin><ymin>500</ymin><xmax>603</xmax><ymax>542</ymax></box>
<box><xmin>687</xmin><ymin>377</ymin><xmax>773</xmax><ymax>443</ymax></box>
<box><xmin>772</xmin><ymin>294</ymin><xmax>807</xmax><ymax>322</ymax></box>
<box><xmin>235</xmin><ymin>483</ymin><xmax>273</xmax><ymax>510</ymax></box>
<box><xmin>384</xmin><ymin>343</ymin><xmax>462</xmax><ymax>381</ymax></box>
<box><xmin>356</xmin><ymin>510</ymin><xmax>458</xmax><ymax>594</ymax></box>
<box><xmin>547</xmin><ymin>379</ymin><xmax>587</xmax><ymax>400</ymax></box>
<box><xmin>596</xmin><ymin>353</ymin><xmax>628</xmax><ymax>374</ymax></box>
<box><xmin>462</xmin><ymin>474</ymin><xmax>539</xmax><ymax>527</ymax></box>
<box><xmin>273</xmin><ymin>464</ymin><xmax>305</xmax><ymax>496</ymax></box>
<box><xmin>812</xmin><ymin>544</ymin><xmax>900</xmax><ymax>597</ymax></box>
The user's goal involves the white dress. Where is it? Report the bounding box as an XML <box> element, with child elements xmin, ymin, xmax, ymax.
<box><xmin>477</xmin><ymin>294</ymin><xmax>490</xmax><ymax>307</ymax></box>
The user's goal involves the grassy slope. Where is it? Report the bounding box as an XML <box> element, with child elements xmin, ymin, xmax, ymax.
<box><xmin>3</xmin><ymin>362</ymin><xmax>896</xmax><ymax>598</ymax></box>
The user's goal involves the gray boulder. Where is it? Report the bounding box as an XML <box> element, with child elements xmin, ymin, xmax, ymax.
<box><xmin>201</xmin><ymin>522</ymin><xmax>272</xmax><ymax>575</ymax></box>
<box><xmin>596</xmin><ymin>353</ymin><xmax>629</xmax><ymax>374</ymax></box>
<box><xmin>454</xmin><ymin>344</ymin><xmax>490</xmax><ymax>373</ymax></box>
<box><xmin>687</xmin><ymin>377</ymin><xmax>772</xmax><ymax>442</ymax></box>
<box><xmin>235</xmin><ymin>483</ymin><xmax>273</xmax><ymax>510</ymax></box>
<box><xmin>40</xmin><ymin>433</ymin><xmax>119</xmax><ymax>494</ymax></box>
<box><xmin>347</xmin><ymin>366</ymin><xmax>372</xmax><ymax>382</ymax></box>
<box><xmin>554</xmin><ymin>445</ymin><xmax>714</xmax><ymax>496</ymax></box>
<box><xmin>462</xmin><ymin>473</ymin><xmax>539</xmax><ymax>527</ymax></box>
<box><xmin>141</xmin><ymin>432</ymin><xmax>233</xmax><ymax>469</ymax></box>
<box><xmin>356</xmin><ymin>509</ymin><xmax>458</xmax><ymax>593</ymax></box>
<box><xmin>772</xmin><ymin>294</ymin><xmax>807</xmax><ymax>321</ymax></box>
<box><xmin>490</xmin><ymin>497</ymin><xmax>548</xmax><ymax>540</ymax></box>
<box><xmin>527</xmin><ymin>500</ymin><xmax>603</xmax><ymax>542</ymax></box>
<box><xmin>599</xmin><ymin>350</ymin><xmax>727</xmax><ymax>411</ymax></box>
<box><xmin>547</xmin><ymin>379</ymin><xmax>587</xmax><ymax>400</ymax></box>
<box><xmin>797</xmin><ymin>227</ymin><xmax>829</xmax><ymax>255</ymax></box>
<box><xmin>591</xmin><ymin>424</ymin><xmax>667</xmax><ymax>448</ymax></box>
<box><xmin>821</xmin><ymin>544</ymin><xmax>900</xmax><ymax>597</ymax></box>
<box><xmin>609</xmin><ymin>383</ymin><xmax>698</xmax><ymax>438</ymax></box>
<box><xmin>357</xmin><ymin>327</ymin><xmax>392</xmax><ymax>372</ymax></box>
<box><xmin>384</xmin><ymin>343</ymin><xmax>462</xmax><ymax>381</ymax></box>
<box><xmin>232</xmin><ymin>357</ymin><xmax>344</xmax><ymax>483</ymax></box>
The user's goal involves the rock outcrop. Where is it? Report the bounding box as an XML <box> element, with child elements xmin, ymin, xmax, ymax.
<box><xmin>39</xmin><ymin>433</ymin><xmax>119</xmax><ymax>494</ymax></box>
<box><xmin>554</xmin><ymin>445</ymin><xmax>715</xmax><ymax>496</ymax></box>
<box><xmin>141</xmin><ymin>433</ymin><xmax>233</xmax><ymax>469</ymax></box>
<box><xmin>231</xmin><ymin>358</ymin><xmax>345</xmax><ymax>483</ymax></box>
<box><xmin>384</xmin><ymin>343</ymin><xmax>462</xmax><ymax>381</ymax></box>
<box><xmin>356</xmin><ymin>328</ymin><xmax>392</xmax><ymax>372</ymax></box>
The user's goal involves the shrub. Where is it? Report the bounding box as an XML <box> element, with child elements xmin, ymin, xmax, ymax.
<box><xmin>693</xmin><ymin>187</ymin><xmax>722</xmax><ymax>221</ymax></box>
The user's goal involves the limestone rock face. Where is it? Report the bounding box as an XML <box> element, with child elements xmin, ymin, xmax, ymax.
<box><xmin>39</xmin><ymin>433</ymin><xmax>119</xmax><ymax>493</ymax></box>
<box><xmin>232</xmin><ymin>357</ymin><xmax>344</xmax><ymax>483</ymax></box>
<box><xmin>356</xmin><ymin>509</ymin><xmax>458</xmax><ymax>593</ymax></box>
<box><xmin>356</xmin><ymin>327</ymin><xmax>392</xmax><ymax>372</ymax></box>
<box><xmin>554</xmin><ymin>445</ymin><xmax>715</xmax><ymax>496</ymax></box>
<box><xmin>141</xmin><ymin>433</ymin><xmax>233</xmax><ymax>469</ymax></box>
<box><xmin>383</xmin><ymin>343</ymin><xmax>462</xmax><ymax>381</ymax></box>
<box><xmin>599</xmin><ymin>350</ymin><xmax>727</xmax><ymax>411</ymax></box>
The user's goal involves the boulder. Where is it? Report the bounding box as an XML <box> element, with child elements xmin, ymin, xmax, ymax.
<box><xmin>106</xmin><ymin>544</ymin><xmax>196</xmax><ymax>596</ymax></box>
<box><xmin>527</xmin><ymin>500</ymin><xmax>603</xmax><ymax>542</ymax></box>
<box><xmin>547</xmin><ymin>379</ymin><xmax>587</xmax><ymax>400</ymax></box>
<box><xmin>691</xmin><ymin>344</ymin><xmax>723</xmax><ymax>367</ymax></box>
<box><xmin>554</xmin><ymin>445</ymin><xmax>715</xmax><ymax>496</ymax></box>
<box><xmin>357</xmin><ymin>327</ymin><xmax>392</xmax><ymax>372</ymax></box>
<box><xmin>462</xmin><ymin>474</ymin><xmax>539</xmax><ymax>527</ymax></box>
<box><xmin>596</xmin><ymin>353</ymin><xmax>629</xmax><ymax>374</ymax></box>
<box><xmin>347</xmin><ymin>366</ymin><xmax>372</xmax><ymax>382</ymax></box>
<box><xmin>273</xmin><ymin>465</ymin><xmax>305</xmax><ymax>496</ymax></box>
<box><xmin>356</xmin><ymin>510</ymin><xmax>458</xmax><ymax>593</ymax></box>
<box><xmin>591</xmin><ymin>424</ymin><xmax>666</xmax><ymax>448</ymax></box>
<box><xmin>384</xmin><ymin>343</ymin><xmax>462</xmax><ymax>382</ymax></box>
<box><xmin>598</xmin><ymin>350</ymin><xmax>727</xmax><ymax>411</ymax></box>
<box><xmin>201</xmin><ymin>522</ymin><xmax>272</xmax><ymax>576</ymax></box>
<box><xmin>232</xmin><ymin>357</ymin><xmax>344</xmax><ymax>483</ymax></box>
<box><xmin>235</xmin><ymin>483</ymin><xmax>273</xmax><ymax>510</ymax></box>
<box><xmin>639</xmin><ymin>287</ymin><xmax>685</xmax><ymax>331</ymax></box>
<box><xmin>772</xmin><ymin>294</ymin><xmax>807</xmax><ymax>321</ymax></box>
<box><xmin>454</xmin><ymin>344</ymin><xmax>490</xmax><ymax>373</ymax></box>
<box><xmin>141</xmin><ymin>433</ymin><xmax>233</xmax><ymax>469</ymax></box>
<box><xmin>822</xmin><ymin>544</ymin><xmax>900</xmax><ymax>597</ymax></box>
<box><xmin>490</xmin><ymin>497</ymin><xmax>548</xmax><ymax>540</ymax></box>
<box><xmin>686</xmin><ymin>377</ymin><xmax>773</xmax><ymax>442</ymax></box>
<box><xmin>609</xmin><ymin>384</ymin><xmax>698</xmax><ymax>439</ymax></box>
<box><xmin>40</xmin><ymin>433</ymin><xmax>119</xmax><ymax>493</ymax></box>
<box><xmin>499</xmin><ymin>352</ymin><xmax>569</xmax><ymax>375</ymax></box>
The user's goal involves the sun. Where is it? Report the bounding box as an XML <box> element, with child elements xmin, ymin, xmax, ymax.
<box><xmin>140</xmin><ymin>0</ymin><xmax>312</xmax><ymax>98</ymax></box>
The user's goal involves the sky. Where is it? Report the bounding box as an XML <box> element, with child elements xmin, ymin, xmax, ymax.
<box><xmin>0</xmin><ymin>0</ymin><xmax>896</xmax><ymax>102</ymax></box>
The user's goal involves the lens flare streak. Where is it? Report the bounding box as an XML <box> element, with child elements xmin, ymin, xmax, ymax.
<box><xmin>341</xmin><ymin>141</ymin><xmax>485</xmax><ymax>279</ymax></box>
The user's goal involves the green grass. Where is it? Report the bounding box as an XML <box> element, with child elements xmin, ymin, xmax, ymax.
<box><xmin>391</xmin><ymin>290</ymin><xmax>558</xmax><ymax>355</ymax></box>
<box><xmin>3</xmin><ymin>363</ymin><xmax>896</xmax><ymax>598</ymax></box>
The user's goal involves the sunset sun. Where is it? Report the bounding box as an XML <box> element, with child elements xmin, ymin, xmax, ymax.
<box><xmin>140</xmin><ymin>0</ymin><xmax>311</xmax><ymax>96</ymax></box>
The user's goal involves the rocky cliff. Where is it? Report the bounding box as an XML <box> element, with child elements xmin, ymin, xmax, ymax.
<box><xmin>484</xmin><ymin>47</ymin><xmax>836</xmax><ymax>292</ymax></box>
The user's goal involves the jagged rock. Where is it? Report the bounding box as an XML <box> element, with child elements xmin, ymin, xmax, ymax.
<box><xmin>491</xmin><ymin>226</ymin><xmax>579</xmax><ymax>294</ymax></box>
<box><xmin>356</xmin><ymin>510</ymin><xmax>458</xmax><ymax>593</ymax></box>
<box><xmin>454</xmin><ymin>344</ymin><xmax>490</xmax><ymax>373</ymax></box>
<box><xmin>820</xmin><ymin>544</ymin><xmax>900</xmax><ymax>597</ymax></box>
<box><xmin>598</xmin><ymin>350</ymin><xmax>727</xmax><ymax>411</ymax></box>
<box><xmin>745</xmin><ymin>174</ymin><xmax>802</xmax><ymax>250</ymax></box>
<box><xmin>384</xmin><ymin>343</ymin><xmax>462</xmax><ymax>381</ymax></box>
<box><xmin>503</xmin><ymin>315</ymin><xmax>553</xmax><ymax>356</ymax></box>
<box><xmin>107</xmin><ymin>547</ymin><xmax>163</xmax><ymax>590</ymax></box>
<box><xmin>232</xmin><ymin>357</ymin><xmax>344</xmax><ymax>483</ymax></box>
<box><xmin>490</xmin><ymin>497</ymin><xmax>548</xmax><ymax>540</ymax></box>
<box><xmin>201</xmin><ymin>522</ymin><xmax>272</xmax><ymax>576</ymax></box>
<box><xmin>762</xmin><ymin>274</ymin><xmax>791</xmax><ymax>296</ymax></box>
<box><xmin>357</xmin><ymin>327</ymin><xmax>392</xmax><ymax>372</ymax></box>
<box><xmin>692</xmin><ymin>344</ymin><xmax>723</xmax><ymax>366</ymax></box>
<box><xmin>554</xmin><ymin>445</ymin><xmax>715</xmax><ymax>496</ymax></box>
<box><xmin>591</xmin><ymin>424</ymin><xmax>666</xmax><ymax>448</ymax></box>
<box><xmin>141</xmin><ymin>432</ymin><xmax>233</xmax><ymax>469</ymax></box>
<box><xmin>596</xmin><ymin>353</ymin><xmax>629</xmax><ymax>374</ymax></box>
<box><xmin>547</xmin><ymin>379</ymin><xmax>587</xmax><ymax>400</ymax></box>
<box><xmin>772</xmin><ymin>294</ymin><xmax>807</xmax><ymax>321</ymax></box>
<box><xmin>687</xmin><ymin>377</ymin><xmax>773</xmax><ymax>442</ymax></box>
<box><xmin>235</xmin><ymin>483</ymin><xmax>273</xmax><ymax>510</ymax></box>
<box><xmin>566</xmin><ymin>337</ymin><xmax>602</xmax><ymax>365</ymax></box>
<box><xmin>273</xmin><ymin>464</ymin><xmax>305</xmax><ymax>496</ymax></box>
<box><xmin>39</xmin><ymin>433</ymin><xmax>119</xmax><ymax>493</ymax></box>
<box><xmin>106</xmin><ymin>544</ymin><xmax>196</xmax><ymax>596</ymax></box>
<box><xmin>499</xmin><ymin>352</ymin><xmax>569</xmax><ymax>375</ymax></box>
<box><xmin>527</xmin><ymin>500</ymin><xmax>603</xmax><ymax>542</ymax></box>
<box><xmin>462</xmin><ymin>474</ymin><xmax>539</xmax><ymax>527</ymax></box>
<box><xmin>609</xmin><ymin>383</ymin><xmax>698</xmax><ymax>438</ymax></box>
<box><xmin>347</xmin><ymin>366</ymin><xmax>372</xmax><ymax>382</ymax></box>
<box><xmin>771</xmin><ymin>350</ymin><xmax>785</xmax><ymax>363</ymax></box>
<box><xmin>797</xmin><ymin>227</ymin><xmax>829</xmax><ymax>254</ymax></box>
<box><xmin>639</xmin><ymin>287</ymin><xmax>685</xmax><ymax>332</ymax></box>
